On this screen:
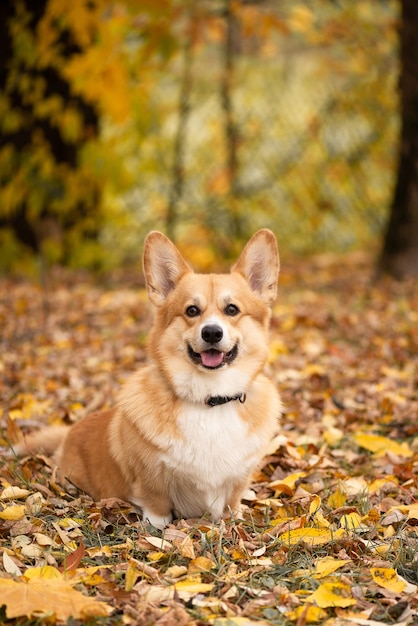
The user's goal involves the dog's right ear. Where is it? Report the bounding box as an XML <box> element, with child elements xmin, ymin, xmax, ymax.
<box><xmin>143</xmin><ymin>231</ymin><xmax>191</xmax><ymax>306</ymax></box>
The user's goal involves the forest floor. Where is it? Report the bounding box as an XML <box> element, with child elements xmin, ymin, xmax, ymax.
<box><xmin>0</xmin><ymin>251</ymin><xmax>417</xmax><ymax>625</ymax></box>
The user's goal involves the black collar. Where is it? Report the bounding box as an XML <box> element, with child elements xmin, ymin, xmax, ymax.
<box><xmin>205</xmin><ymin>393</ymin><xmax>246</xmax><ymax>407</ymax></box>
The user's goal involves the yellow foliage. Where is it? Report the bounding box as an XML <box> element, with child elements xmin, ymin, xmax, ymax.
<box><xmin>353</xmin><ymin>432</ymin><xmax>413</xmax><ymax>458</ymax></box>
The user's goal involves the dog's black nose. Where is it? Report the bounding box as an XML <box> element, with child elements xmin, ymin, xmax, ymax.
<box><xmin>202</xmin><ymin>324</ymin><xmax>223</xmax><ymax>344</ymax></box>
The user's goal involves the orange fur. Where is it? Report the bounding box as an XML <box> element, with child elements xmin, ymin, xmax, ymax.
<box><xmin>10</xmin><ymin>230</ymin><xmax>282</xmax><ymax>528</ymax></box>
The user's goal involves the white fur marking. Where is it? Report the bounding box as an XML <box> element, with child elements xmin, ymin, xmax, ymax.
<box><xmin>130</xmin><ymin>498</ymin><xmax>173</xmax><ymax>530</ymax></box>
<box><xmin>161</xmin><ymin>403</ymin><xmax>262</xmax><ymax>519</ymax></box>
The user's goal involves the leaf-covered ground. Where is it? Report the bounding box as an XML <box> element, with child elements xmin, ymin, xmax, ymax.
<box><xmin>0</xmin><ymin>252</ymin><xmax>417</xmax><ymax>626</ymax></box>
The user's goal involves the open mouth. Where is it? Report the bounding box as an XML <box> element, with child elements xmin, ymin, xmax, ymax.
<box><xmin>187</xmin><ymin>344</ymin><xmax>238</xmax><ymax>369</ymax></box>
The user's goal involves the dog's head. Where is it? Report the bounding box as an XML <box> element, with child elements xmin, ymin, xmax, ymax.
<box><xmin>143</xmin><ymin>230</ymin><xmax>279</xmax><ymax>403</ymax></box>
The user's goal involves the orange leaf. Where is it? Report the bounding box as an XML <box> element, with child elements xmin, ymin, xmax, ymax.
<box><xmin>62</xmin><ymin>541</ymin><xmax>85</xmax><ymax>572</ymax></box>
<box><xmin>0</xmin><ymin>577</ymin><xmax>112</xmax><ymax>620</ymax></box>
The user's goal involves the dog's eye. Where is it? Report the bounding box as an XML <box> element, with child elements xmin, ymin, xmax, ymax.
<box><xmin>225</xmin><ymin>303</ymin><xmax>240</xmax><ymax>316</ymax></box>
<box><xmin>186</xmin><ymin>305</ymin><xmax>200</xmax><ymax>317</ymax></box>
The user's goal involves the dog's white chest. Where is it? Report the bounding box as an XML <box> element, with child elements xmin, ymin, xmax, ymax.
<box><xmin>160</xmin><ymin>403</ymin><xmax>261</xmax><ymax>519</ymax></box>
<box><xmin>176</xmin><ymin>404</ymin><xmax>258</xmax><ymax>478</ymax></box>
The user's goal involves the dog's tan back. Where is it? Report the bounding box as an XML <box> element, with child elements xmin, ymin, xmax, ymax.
<box><xmin>12</xmin><ymin>230</ymin><xmax>282</xmax><ymax>529</ymax></box>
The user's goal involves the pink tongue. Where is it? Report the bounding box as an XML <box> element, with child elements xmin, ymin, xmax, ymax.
<box><xmin>201</xmin><ymin>350</ymin><xmax>224</xmax><ymax>368</ymax></box>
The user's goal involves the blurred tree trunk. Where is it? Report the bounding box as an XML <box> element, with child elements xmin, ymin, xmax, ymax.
<box><xmin>379</xmin><ymin>0</ymin><xmax>418</xmax><ymax>278</ymax></box>
<box><xmin>166</xmin><ymin>37</ymin><xmax>193</xmax><ymax>242</ymax></box>
<box><xmin>220</xmin><ymin>0</ymin><xmax>245</xmax><ymax>240</ymax></box>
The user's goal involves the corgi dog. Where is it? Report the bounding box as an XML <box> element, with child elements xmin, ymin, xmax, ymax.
<box><xmin>11</xmin><ymin>229</ymin><xmax>282</xmax><ymax>529</ymax></box>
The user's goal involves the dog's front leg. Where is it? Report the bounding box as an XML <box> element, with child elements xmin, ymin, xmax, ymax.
<box><xmin>130</xmin><ymin>494</ymin><xmax>173</xmax><ymax>530</ymax></box>
<box><xmin>225</xmin><ymin>481</ymin><xmax>250</xmax><ymax>520</ymax></box>
<box><xmin>141</xmin><ymin>507</ymin><xmax>173</xmax><ymax>530</ymax></box>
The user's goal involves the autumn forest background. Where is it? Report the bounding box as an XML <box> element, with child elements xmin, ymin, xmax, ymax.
<box><xmin>0</xmin><ymin>1</ymin><xmax>418</xmax><ymax>625</ymax></box>
<box><xmin>0</xmin><ymin>0</ymin><xmax>404</xmax><ymax>273</ymax></box>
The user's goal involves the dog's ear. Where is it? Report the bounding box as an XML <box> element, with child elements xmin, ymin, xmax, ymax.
<box><xmin>143</xmin><ymin>231</ymin><xmax>191</xmax><ymax>306</ymax></box>
<box><xmin>232</xmin><ymin>229</ymin><xmax>279</xmax><ymax>304</ymax></box>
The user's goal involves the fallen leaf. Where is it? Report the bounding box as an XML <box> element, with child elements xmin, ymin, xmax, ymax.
<box><xmin>270</xmin><ymin>471</ymin><xmax>307</xmax><ymax>492</ymax></box>
<box><xmin>279</xmin><ymin>527</ymin><xmax>346</xmax><ymax>546</ymax></box>
<box><xmin>2</xmin><ymin>551</ymin><xmax>22</xmax><ymax>576</ymax></box>
<box><xmin>188</xmin><ymin>556</ymin><xmax>216</xmax><ymax>573</ymax></box>
<box><xmin>286</xmin><ymin>604</ymin><xmax>328</xmax><ymax>622</ymax></box>
<box><xmin>0</xmin><ymin>486</ymin><xmax>31</xmax><ymax>500</ymax></box>
<box><xmin>340</xmin><ymin>512</ymin><xmax>362</xmax><ymax>530</ymax></box>
<box><xmin>309</xmin><ymin>494</ymin><xmax>321</xmax><ymax>518</ymax></box>
<box><xmin>305</xmin><ymin>581</ymin><xmax>356</xmax><ymax>608</ymax></box>
<box><xmin>173</xmin><ymin>580</ymin><xmax>215</xmax><ymax>600</ymax></box>
<box><xmin>0</xmin><ymin>577</ymin><xmax>112</xmax><ymax>620</ymax></box>
<box><xmin>353</xmin><ymin>433</ymin><xmax>413</xmax><ymax>458</ymax></box>
<box><xmin>370</xmin><ymin>567</ymin><xmax>406</xmax><ymax>593</ymax></box>
<box><xmin>143</xmin><ymin>536</ymin><xmax>172</xmax><ymax>552</ymax></box>
<box><xmin>313</xmin><ymin>556</ymin><xmax>351</xmax><ymax>578</ymax></box>
<box><xmin>0</xmin><ymin>504</ymin><xmax>26</xmax><ymax>520</ymax></box>
<box><xmin>62</xmin><ymin>541</ymin><xmax>85</xmax><ymax>572</ymax></box>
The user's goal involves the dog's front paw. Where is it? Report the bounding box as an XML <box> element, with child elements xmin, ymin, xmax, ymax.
<box><xmin>142</xmin><ymin>507</ymin><xmax>173</xmax><ymax>530</ymax></box>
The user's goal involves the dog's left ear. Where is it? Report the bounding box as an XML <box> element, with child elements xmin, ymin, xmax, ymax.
<box><xmin>143</xmin><ymin>231</ymin><xmax>191</xmax><ymax>306</ymax></box>
<box><xmin>232</xmin><ymin>229</ymin><xmax>279</xmax><ymax>304</ymax></box>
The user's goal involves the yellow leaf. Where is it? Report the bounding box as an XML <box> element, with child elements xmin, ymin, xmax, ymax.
<box><xmin>188</xmin><ymin>556</ymin><xmax>216</xmax><ymax>573</ymax></box>
<box><xmin>172</xmin><ymin>580</ymin><xmax>214</xmax><ymax>600</ymax></box>
<box><xmin>286</xmin><ymin>605</ymin><xmax>328</xmax><ymax>622</ymax></box>
<box><xmin>270</xmin><ymin>471</ymin><xmax>307</xmax><ymax>494</ymax></box>
<box><xmin>0</xmin><ymin>486</ymin><xmax>31</xmax><ymax>500</ymax></box>
<box><xmin>165</xmin><ymin>565</ymin><xmax>188</xmax><ymax>579</ymax></box>
<box><xmin>147</xmin><ymin>551</ymin><xmax>165</xmax><ymax>562</ymax></box>
<box><xmin>314</xmin><ymin>557</ymin><xmax>350</xmax><ymax>578</ymax></box>
<box><xmin>279</xmin><ymin>527</ymin><xmax>346</xmax><ymax>546</ymax></box>
<box><xmin>314</xmin><ymin>512</ymin><xmax>331</xmax><ymax>528</ymax></box>
<box><xmin>24</xmin><ymin>566</ymin><xmax>62</xmax><ymax>580</ymax></box>
<box><xmin>0</xmin><ymin>505</ymin><xmax>26</xmax><ymax>521</ymax></box>
<box><xmin>230</xmin><ymin>547</ymin><xmax>248</xmax><ymax>560</ymax></box>
<box><xmin>306</xmin><ymin>582</ymin><xmax>356</xmax><ymax>608</ymax></box>
<box><xmin>0</xmin><ymin>577</ymin><xmax>112</xmax><ymax>620</ymax></box>
<box><xmin>125</xmin><ymin>560</ymin><xmax>139</xmax><ymax>592</ymax></box>
<box><xmin>177</xmin><ymin>534</ymin><xmax>196</xmax><ymax>559</ymax></box>
<box><xmin>369</xmin><ymin>477</ymin><xmax>398</xmax><ymax>494</ymax></box>
<box><xmin>407</xmin><ymin>503</ymin><xmax>418</xmax><ymax>520</ymax></box>
<box><xmin>86</xmin><ymin>545</ymin><xmax>113</xmax><ymax>558</ymax></box>
<box><xmin>340</xmin><ymin>512</ymin><xmax>362</xmax><ymax>530</ymax></box>
<box><xmin>353</xmin><ymin>433</ymin><xmax>413</xmax><ymax>458</ymax></box>
<box><xmin>309</xmin><ymin>495</ymin><xmax>321</xmax><ymax>518</ymax></box>
<box><xmin>328</xmin><ymin>489</ymin><xmax>346</xmax><ymax>509</ymax></box>
<box><xmin>370</xmin><ymin>567</ymin><xmax>406</xmax><ymax>593</ymax></box>
<box><xmin>58</xmin><ymin>517</ymin><xmax>84</xmax><ymax>529</ymax></box>
<box><xmin>217</xmin><ymin>617</ymin><xmax>276</xmax><ymax>626</ymax></box>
